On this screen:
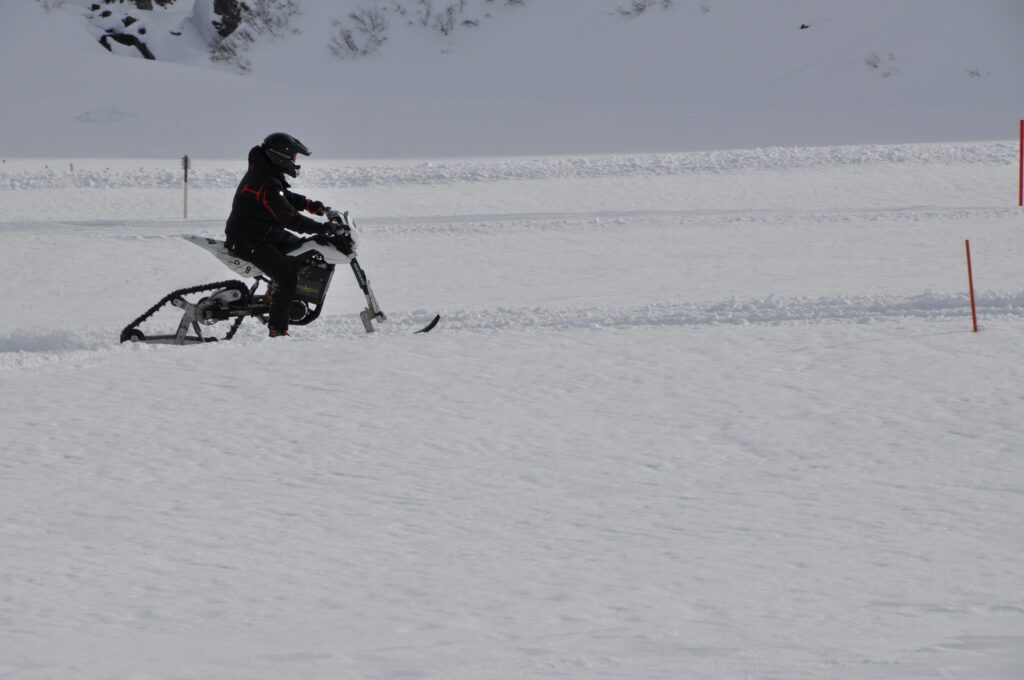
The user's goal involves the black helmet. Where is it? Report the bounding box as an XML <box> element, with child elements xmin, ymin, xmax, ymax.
<box><xmin>261</xmin><ymin>132</ymin><xmax>310</xmax><ymax>178</ymax></box>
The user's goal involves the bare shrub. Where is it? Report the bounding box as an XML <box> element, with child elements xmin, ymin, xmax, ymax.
<box><xmin>330</xmin><ymin>6</ymin><xmax>390</xmax><ymax>59</ymax></box>
<box><xmin>865</xmin><ymin>52</ymin><xmax>899</xmax><ymax>78</ymax></box>
<box><xmin>616</xmin><ymin>0</ymin><xmax>674</xmax><ymax>18</ymax></box>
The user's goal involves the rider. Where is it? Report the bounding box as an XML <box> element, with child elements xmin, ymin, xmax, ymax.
<box><xmin>225</xmin><ymin>132</ymin><xmax>332</xmax><ymax>338</ymax></box>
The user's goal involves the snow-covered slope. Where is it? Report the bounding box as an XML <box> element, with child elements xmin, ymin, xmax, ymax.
<box><xmin>3</xmin><ymin>141</ymin><xmax>1024</xmax><ymax>680</ymax></box>
<box><xmin>3</xmin><ymin>0</ymin><xmax>1023</xmax><ymax>158</ymax></box>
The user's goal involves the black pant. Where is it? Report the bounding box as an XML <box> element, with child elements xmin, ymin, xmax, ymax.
<box><xmin>243</xmin><ymin>243</ymin><xmax>299</xmax><ymax>332</ymax></box>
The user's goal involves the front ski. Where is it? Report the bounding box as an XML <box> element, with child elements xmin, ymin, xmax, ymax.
<box><xmin>349</xmin><ymin>257</ymin><xmax>438</xmax><ymax>335</ymax></box>
<box><xmin>415</xmin><ymin>314</ymin><xmax>441</xmax><ymax>334</ymax></box>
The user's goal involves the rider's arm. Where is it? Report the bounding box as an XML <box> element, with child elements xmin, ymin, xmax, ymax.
<box><xmin>283</xmin><ymin>190</ymin><xmax>325</xmax><ymax>216</ymax></box>
<box><xmin>266</xmin><ymin>185</ymin><xmax>325</xmax><ymax>234</ymax></box>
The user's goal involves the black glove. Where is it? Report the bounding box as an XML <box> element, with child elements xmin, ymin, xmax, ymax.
<box><xmin>306</xmin><ymin>199</ymin><xmax>325</xmax><ymax>215</ymax></box>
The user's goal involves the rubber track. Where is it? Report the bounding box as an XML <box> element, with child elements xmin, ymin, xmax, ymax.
<box><xmin>119</xmin><ymin>280</ymin><xmax>251</xmax><ymax>343</ymax></box>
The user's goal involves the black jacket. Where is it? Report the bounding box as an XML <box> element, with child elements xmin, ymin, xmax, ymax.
<box><xmin>225</xmin><ymin>146</ymin><xmax>324</xmax><ymax>250</ymax></box>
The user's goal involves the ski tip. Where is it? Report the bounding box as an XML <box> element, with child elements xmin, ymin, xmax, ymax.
<box><xmin>415</xmin><ymin>314</ymin><xmax>441</xmax><ymax>334</ymax></box>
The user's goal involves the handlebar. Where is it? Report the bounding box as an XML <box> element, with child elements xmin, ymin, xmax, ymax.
<box><xmin>323</xmin><ymin>207</ymin><xmax>349</xmax><ymax>227</ymax></box>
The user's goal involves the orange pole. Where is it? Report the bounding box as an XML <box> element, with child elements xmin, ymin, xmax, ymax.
<box><xmin>965</xmin><ymin>240</ymin><xmax>978</xmax><ymax>332</ymax></box>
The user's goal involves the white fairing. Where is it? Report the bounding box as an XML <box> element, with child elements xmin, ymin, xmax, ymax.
<box><xmin>183</xmin><ymin>230</ymin><xmax>356</xmax><ymax>276</ymax></box>
<box><xmin>282</xmin><ymin>223</ymin><xmax>358</xmax><ymax>265</ymax></box>
<box><xmin>182</xmin><ymin>235</ymin><xmax>263</xmax><ymax>278</ymax></box>
<box><xmin>287</xmin><ymin>240</ymin><xmax>355</xmax><ymax>265</ymax></box>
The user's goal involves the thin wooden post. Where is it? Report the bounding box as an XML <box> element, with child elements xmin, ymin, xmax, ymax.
<box><xmin>182</xmin><ymin>154</ymin><xmax>190</xmax><ymax>219</ymax></box>
<box><xmin>965</xmin><ymin>240</ymin><xmax>978</xmax><ymax>332</ymax></box>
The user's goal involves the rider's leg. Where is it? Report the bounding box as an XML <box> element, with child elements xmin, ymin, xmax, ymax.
<box><xmin>246</xmin><ymin>244</ymin><xmax>298</xmax><ymax>333</ymax></box>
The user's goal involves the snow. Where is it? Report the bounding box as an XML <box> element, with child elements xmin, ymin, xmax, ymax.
<box><xmin>3</xmin><ymin>141</ymin><xmax>1024</xmax><ymax>680</ymax></box>
<box><xmin>3</xmin><ymin>1</ymin><xmax>1024</xmax><ymax>679</ymax></box>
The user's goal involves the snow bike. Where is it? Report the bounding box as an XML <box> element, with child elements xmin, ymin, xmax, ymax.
<box><xmin>119</xmin><ymin>210</ymin><xmax>439</xmax><ymax>345</ymax></box>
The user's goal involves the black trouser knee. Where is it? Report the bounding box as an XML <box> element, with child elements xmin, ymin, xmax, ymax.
<box><xmin>247</xmin><ymin>243</ymin><xmax>298</xmax><ymax>332</ymax></box>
